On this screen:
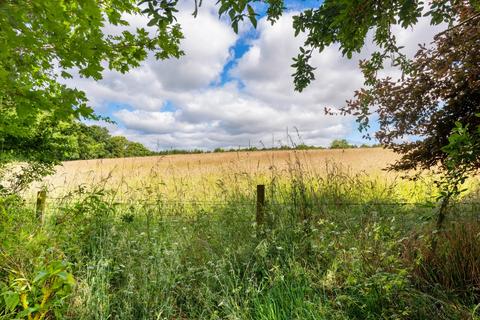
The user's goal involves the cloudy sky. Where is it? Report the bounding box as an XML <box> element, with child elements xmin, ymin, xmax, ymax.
<box><xmin>68</xmin><ymin>0</ymin><xmax>444</xmax><ymax>151</ymax></box>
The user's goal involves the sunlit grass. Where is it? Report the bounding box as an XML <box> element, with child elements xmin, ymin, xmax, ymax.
<box><xmin>3</xmin><ymin>149</ymin><xmax>479</xmax><ymax>319</ymax></box>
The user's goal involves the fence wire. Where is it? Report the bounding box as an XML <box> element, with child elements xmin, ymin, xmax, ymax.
<box><xmin>39</xmin><ymin>196</ymin><xmax>480</xmax><ymax>220</ymax></box>
<box><xmin>41</xmin><ymin>194</ymin><xmax>480</xmax><ymax>207</ymax></box>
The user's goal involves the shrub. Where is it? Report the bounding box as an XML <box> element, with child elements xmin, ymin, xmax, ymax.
<box><xmin>330</xmin><ymin>139</ymin><xmax>356</xmax><ymax>149</ymax></box>
<box><xmin>402</xmin><ymin>219</ymin><xmax>480</xmax><ymax>303</ymax></box>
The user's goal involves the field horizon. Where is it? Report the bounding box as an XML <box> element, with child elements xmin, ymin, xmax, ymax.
<box><xmin>39</xmin><ymin>147</ymin><xmax>401</xmax><ymax>199</ymax></box>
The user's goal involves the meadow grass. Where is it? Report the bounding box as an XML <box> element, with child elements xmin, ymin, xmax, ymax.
<box><xmin>2</xmin><ymin>150</ymin><xmax>480</xmax><ymax>319</ymax></box>
<box><xmin>36</xmin><ymin>148</ymin><xmax>400</xmax><ymax>201</ymax></box>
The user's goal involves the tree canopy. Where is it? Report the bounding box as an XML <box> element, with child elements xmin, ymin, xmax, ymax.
<box><xmin>0</xmin><ymin>0</ymin><xmax>184</xmax><ymax>188</ymax></box>
<box><xmin>343</xmin><ymin>4</ymin><xmax>479</xmax><ymax>172</ymax></box>
<box><xmin>0</xmin><ymin>0</ymin><xmax>182</xmax><ymax>167</ymax></box>
<box><xmin>67</xmin><ymin>123</ymin><xmax>154</xmax><ymax>160</ymax></box>
<box><xmin>329</xmin><ymin>139</ymin><xmax>356</xmax><ymax>149</ymax></box>
<box><xmin>0</xmin><ymin>0</ymin><xmax>183</xmax><ymax>122</ymax></box>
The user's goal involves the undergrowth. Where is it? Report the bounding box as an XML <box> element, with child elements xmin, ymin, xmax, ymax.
<box><xmin>1</xmin><ymin>162</ymin><xmax>479</xmax><ymax>319</ymax></box>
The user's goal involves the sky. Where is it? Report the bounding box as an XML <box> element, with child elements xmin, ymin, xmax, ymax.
<box><xmin>66</xmin><ymin>0</ymin><xmax>445</xmax><ymax>151</ymax></box>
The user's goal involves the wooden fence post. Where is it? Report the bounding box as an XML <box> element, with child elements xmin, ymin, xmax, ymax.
<box><xmin>36</xmin><ymin>190</ymin><xmax>47</xmax><ymax>221</ymax></box>
<box><xmin>256</xmin><ymin>185</ymin><xmax>265</xmax><ymax>233</ymax></box>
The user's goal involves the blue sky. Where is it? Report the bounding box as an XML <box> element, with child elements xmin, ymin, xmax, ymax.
<box><xmin>216</xmin><ymin>0</ymin><xmax>321</xmax><ymax>88</ymax></box>
<box><xmin>69</xmin><ymin>0</ymin><xmax>442</xmax><ymax>151</ymax></box>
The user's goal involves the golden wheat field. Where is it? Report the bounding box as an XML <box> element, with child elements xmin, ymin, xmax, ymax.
<box><xmin>53</xmin><ymin>148</ymin><xmax>399</xmax><ymax>179</ymax></box>
<box><xmin>36</xmin><ymin>148</ymin><xmax>403</xmax><ymax>199</ymax></box>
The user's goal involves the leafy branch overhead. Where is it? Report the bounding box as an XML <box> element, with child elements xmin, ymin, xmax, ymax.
<box><xmin>183</xmin><ymin>0</ymin><xmax>477</xmax><ymax>92</ymax></box>
<box><xmin>342</xmin><ymin>5</ymin><xmax>480</xmax><ymax>173</ymax></box>
<box><xmin>0</xmin><ymin>0</ymin><xmax>184</xmax><ymax>123</ymax></box>
<box><xmin>0</xmin><ymin>0</ymin><xmax>184</xmax><ymax>177</ymax></box>
<box><xmin>0</xmin><ymin>0</ymin><xmax>185</xmax><ymax>188</ymax></box>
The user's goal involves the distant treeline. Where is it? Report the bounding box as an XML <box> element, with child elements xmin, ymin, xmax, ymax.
<box><xmin>63</xmin><ymin>126</ymin><xmax>381</xmax><ymax>161</ymax></box>
<box><xmin>209</xmin><ymin>139</ymin><xmax>381</xmax><ymax>154</ymax></box>
<box><xmin>65</xmin><ymin>123</ymin><xmax>154</xmax><ymax>160</ymax></box>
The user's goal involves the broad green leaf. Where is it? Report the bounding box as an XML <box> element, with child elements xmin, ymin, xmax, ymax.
<box><xmin>4</xmin><ymin>291</ymin><xmax>20</xmax><ymax>312</ymax></box>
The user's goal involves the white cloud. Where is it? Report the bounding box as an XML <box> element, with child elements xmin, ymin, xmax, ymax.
<box><xmin>64</xmin><ymin>1</ymin><xmax>237</xmax><ymax>112</ymax></box>
<box><xmin>149</xmin><ymin>5</ymin><xmax>237</xmax><ymax>91</ymax></box>
<box><xmin>112</xmin><ymin>82</ymin><xmax>352</xmax><ymax>150</ymax></box>
<box><xmin>65</xmin><ymin>5</ymin><xmax>446</xmax><ymax>150</ymax></box>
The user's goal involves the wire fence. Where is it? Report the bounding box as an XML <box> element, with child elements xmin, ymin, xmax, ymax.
<box><xmin>41</xmin><ymin>196</ymin><xmax>480</xmax><ymax>206</ymax></box>
<box><xmin>35</xmin><ymin>184</ymin><xmax>480</xmax><ymax>227</ymax></box>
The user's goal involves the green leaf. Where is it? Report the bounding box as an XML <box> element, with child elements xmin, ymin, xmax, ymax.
<box><xmin>232</xmin><ymin>20</ymin><xmax>239</xmax><ymax>34</ymax></box>
<box><xmin>33</xmin><ymin>270</ymin><xmax>49</xmax><ymax>284</ymax></box>
<box><xmin>218</xmin><ymin>2</ymin><xmax>230</xmax><ymax>16</ymax></box>
<box><xmin>3</xmin><ymin>291</ymin><xmax>20</xmax><ymax>312</ymax></box>
<box><xmin>60</xmin><ymin>71</ymin><xmax>72</xmax><ymax>79</ymax></box>
<box><xmin>247</xmin><ymin>5</ymin><xmax>257</xmax><ymax>28</ymax></box>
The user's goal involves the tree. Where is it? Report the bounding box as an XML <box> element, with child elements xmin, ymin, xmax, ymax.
<box><xmin>125</xmin><ymin>141</ymin><xmax>154</xmax><ymax>157</ymax></box>
<box><xmin>72</xmin><ymin>124</ymin><xmax>110</xmax><ymax>160</ymax></box>
<box><xmin>0</xmin><ymin>118</ymin><xmax>79</xmax><ymax>193</ymax></box>
<box><xmin>0</xmin><ymin>0</ymin><xmax>183</xmax><ymax>190</ymax></box>
<box><xmin>337</xmin><ymin>5</ymin><xmax>479</xmax><ymax>232</ymax></box>
<box><xmin>329</xmin><ymin>139</ymin><xmax>355</xmax><ymax>149</ymax></box>
<box><xmin>432</xmin><ymin>119</ymin><xmax>480</xmax><ymax>234</ymax></box>
<box><xmin>343</xmin><ymin>5</ymin><xmax>479</xmax><ymax>172</ymax></box>
<box><xmin>67</xmin><ymin>123</ymin><xmax>154</xmax><ymax>160</ymax></box>
<box><xmin>1</xmin><ymin>0</ymin><xmax>183</xmax><ymax>125</ymax></box>
<box><xmin>109</xmin><ymin>136</ymin><xmax>130</xmax><ymax>158</ymax></box>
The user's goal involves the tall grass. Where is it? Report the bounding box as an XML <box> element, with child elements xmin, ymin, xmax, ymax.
<box><xmin>2</xmin><ymin>157</ymin><xmax>480</xmax><ymax>319</ymax></box>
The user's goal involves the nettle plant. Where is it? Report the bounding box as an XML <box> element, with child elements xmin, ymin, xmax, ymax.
<box><xmin>1</xmin><ymin>260</ymin><xmax>75</xmax><ymax>320</ymax></box>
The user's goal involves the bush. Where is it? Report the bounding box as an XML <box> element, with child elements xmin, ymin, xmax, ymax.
<box><xmin>330</xmin><ymin>139</ymin><xmax>356</xmax><ymax>149</ymax></box>
<box><xmin>402</xmin><ymin>219</ymin><xmax>480</xmax><ymax>303</ymax></box>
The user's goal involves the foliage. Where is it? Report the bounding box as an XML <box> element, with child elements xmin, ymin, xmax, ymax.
<box><xmin>431</xmin><ymin>119</ymin><xmax>480</xmax><ymax>232</ymax></box>
<box><xmin>439</xmin><ymin>119</ymin><xmax>480</xmax><ymax>198</ymax></box>
<box><xmin>0</xmin><ymin>121</ymin><xmax>154</xmax><ymax>192</ymax></box>
<box><xmin>329</xmin><ymin>139</ymin><xmax>356</xmax><ymax>149</ymax></box>
<box><xmin>0</xmin><ymin>0</ymin><xmax>183</xmax><ymax>124</ymax></box>
<box><xmin>403</xmin><ymin>219</ymin><xmax>480</xmax><ymax>300</ymax></box>
<box><xmin>1</xmin><ymin>261</ymin><xmax>75</xmax><ymax>320</ymax></box>
<box><xmin>0</xmin><ymin>0</ymin><xmax>183</xmax><ymax>180</ymax></box>
<box><xmin>343</xmin><ymin>5</ymin><xmax>480</xmax><ymax>173</ymax></box>
<box><xmin>0</xmin><ymin>117</ymin><xmax>77</xmax><ymax>194</ymax></box>
<box><xmin>56</xmin><ymin>136</ymin><xmax>369</xmax><ymax>160</ymax></box>
<box><xmin>336</xmin><ymin>6</ymin><xmax>480</xmax><ymax>231</ymax></box>
<box><xmin>66</xmin><ymin>123</ymin><xmax>154</xmax><ymax>160</ymax></box>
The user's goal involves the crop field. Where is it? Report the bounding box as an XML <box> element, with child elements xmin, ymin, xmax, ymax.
<box><xmin>51</xmin><ymin>148</ymin><xmax>399</xmax><ymax>180</ymax></box>
<box><xmin>41</xmin><ymin>148</ymin><xmax>401</xmax><ymax>200</ymax></box>
<box><xmin>4</xmin><ymin>148</ymin><xmax>480</xmax><ymax>319</ymax></box>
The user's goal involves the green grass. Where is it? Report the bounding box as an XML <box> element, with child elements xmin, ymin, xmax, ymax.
<box><xmin>1</xmin><ymin>163</ymin><xmax>480</xmax><ymax>319</ymax></box>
